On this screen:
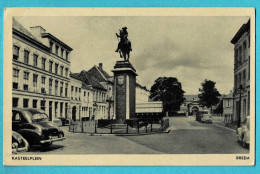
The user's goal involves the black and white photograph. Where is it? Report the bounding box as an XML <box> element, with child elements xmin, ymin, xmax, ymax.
<box><xmin>3</xmin><ymin>8</ymin><xmax>255</xmax><ymax>166</ymax></box>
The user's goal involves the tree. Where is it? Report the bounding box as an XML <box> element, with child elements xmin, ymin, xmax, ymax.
<box><xmin>150</xmin><ymin>77</ymin><xmax>185</xmax><ymax>114</ymax></box>
<box><xmin>198</xmin><ymin>79</ymin><xmax>221</xmax><ymax>113</ymax></box>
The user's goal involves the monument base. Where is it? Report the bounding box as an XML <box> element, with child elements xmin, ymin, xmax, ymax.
<box><xmin>112</xmin><ymin>61</ymin><xmax>138</xmax><ymax>123</ymax></box>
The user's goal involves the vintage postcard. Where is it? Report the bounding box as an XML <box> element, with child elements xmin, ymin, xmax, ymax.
<box><xmin>3</xmin><ymin>8</ymin><xmax>255</xmax><ymax>166</ymax></box>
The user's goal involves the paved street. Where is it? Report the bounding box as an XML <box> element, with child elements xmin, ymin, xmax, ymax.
<box><xmin>21</xmin><ymin>117</ymin><xmax>249</xmax><ymax>154</ymax></box>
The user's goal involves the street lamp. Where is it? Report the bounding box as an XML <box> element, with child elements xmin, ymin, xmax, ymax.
<box><xmin>237</xmin><ymin>85</ymin><xmax>244</xmax><ymax>128</ymax></box>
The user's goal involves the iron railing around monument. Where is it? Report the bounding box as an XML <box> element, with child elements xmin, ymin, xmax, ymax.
<box><xmin>69</xmin><ymin>117</ymin><xmax>169</xmax><ymax>134</ymax></box>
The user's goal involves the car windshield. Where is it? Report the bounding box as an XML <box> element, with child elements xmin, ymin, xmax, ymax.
<box><xmin>32</xmin><ymin>113</ymin><xmax>49</xmax><ymax>122</ymax></box>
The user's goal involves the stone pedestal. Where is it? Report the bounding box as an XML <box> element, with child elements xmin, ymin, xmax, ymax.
<box><xmin>112</xmin><ymin>61</ymin><xmax>138</xmax><ymax>123</ymax></box>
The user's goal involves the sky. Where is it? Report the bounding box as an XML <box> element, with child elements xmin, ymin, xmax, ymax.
<box><xmin>16</xmin><ymin>16</ymin><xmax>249</xmax><ymax>95</ymax></box>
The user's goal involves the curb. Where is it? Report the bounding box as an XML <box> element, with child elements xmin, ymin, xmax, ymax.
<box><xmin>212</xmin><ymin>123</ymin><xmax>236</xmax><ymax>132</ymax></box>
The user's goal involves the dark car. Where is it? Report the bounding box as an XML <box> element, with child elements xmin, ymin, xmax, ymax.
<box><xmin>58</xmin><ymin>117</ymin><xmax>70</xmax><ymax>126</ymax></box>
<box><xmin>12</xmin><ymin>108</ymin><xmax>66</xmax><ymax>148</ymax></box>
<box><xmin>12</xmin><ymin>131</ymin><xmax>29</xmax><ymax>153</ymax></box>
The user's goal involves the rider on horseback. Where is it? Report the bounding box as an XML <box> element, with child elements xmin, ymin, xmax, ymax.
<box><xmin>115</xmin><ymin>27</ymin><xmax>132</xmax><ymax>52</ymax></box>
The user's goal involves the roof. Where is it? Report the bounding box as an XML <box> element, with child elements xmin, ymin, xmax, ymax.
<box><xmin>70</xmin><ymin>71</ymin><xmax>106</xmax><ymax>91</ymax></box>
<box><xmin>87</xmin><ymin>65</ymin><xmax>113</xmax><ymax>83</ymax></box>
<box><xmin>231</xmin><ymin>19</ymin><xmax>250</xmax><ymax>44</ymax></box>
<box><xmin>41</xmin><ymin>33</ymin><xmax>73</xmax><ymax>51</ymax></box>
<box><xmin>97</xmin><ymin>66</ymin><xmax>111</xmax><ymax>79</ymax></box>
<box><xmin>136</xmin><ymin>83</ymin><xmax>149</xmax><ymax>91</ymax></box>
<box><xmin>13</xmin><ymin>18</ymin><xmax>50</xmax><ymax>51</ymax></box>
<box><xmin>13</xmin><ymin>18</ymin><xmax>42</xmax><ymax>43</ymax></box>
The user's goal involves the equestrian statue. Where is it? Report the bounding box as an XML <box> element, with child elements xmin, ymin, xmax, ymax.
<box><xmin>115</xmin><ymin>27</ymin><xmax>132</xmax><ymax>61</ymax></box>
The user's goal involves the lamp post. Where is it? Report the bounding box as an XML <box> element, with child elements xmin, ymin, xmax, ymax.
<box><xmin>237</xmin><ymin>85</ymin><xmax>244</xmax><ymax>128</ymax></box>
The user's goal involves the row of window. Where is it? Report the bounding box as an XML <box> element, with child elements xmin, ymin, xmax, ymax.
<box><xmin>49</xmin><ymin>41</ymin><xmax>69</xmax><ymax>61</ymax></box>
<box><xmin>234</xmin><ymin>69</ymin><xmax>248</xmax><ymax>92</ymax></box>
<box><xmin>13</xmin><ymin>68</ymin><xmax>68</xmax><ymax>97</ymax></box>
<box><xmin>71</xmin><ymin>85</ymin><xmax>90</xmax><ymax>102</ymax></box>
<box><xmin>13</xmin><ymin>45</ymin><xmax>69</xmax><ymax>78</ymax></box>
<box><xmin>93</xmin><ymin>90</ymin><xmax>107</xmax><ymax>102</ymax></box>
<box><xmin>234</xmin><ymin>36</ymin><xmax>250</xmax><ymax>68</ymax></box>
<box><xmin>13</xmin><ymin>97</ymin><xmax>69</xmax><ymax>119</ymax></box>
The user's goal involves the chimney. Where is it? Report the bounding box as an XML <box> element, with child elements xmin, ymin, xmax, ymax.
<box><xmin>99</xmin><ymin>63</ymin><xmax>103</xmax><ymax>70</ymax></box>
<box><xmin>30</xmin><ymin>26</ymin><xmax>46</xmax><ymax>40</ymax></box>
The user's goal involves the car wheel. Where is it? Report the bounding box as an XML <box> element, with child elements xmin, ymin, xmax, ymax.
<box><xmin>41</xmin><ymin>142</ymin><xmax>52</xmax><ymax>148</ymax></box>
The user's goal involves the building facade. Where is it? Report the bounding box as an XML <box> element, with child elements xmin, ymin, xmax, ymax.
<box><xmin>12</xmin><ymin>18</ymin><xmax>73</xmax><ymax>121</ymax></box>
<box><xmin>136</xmin><ymin>83</ymin><xmax>150</xmax><ymax>103</ymax></box>
<box><xmin>222</xmin><ymin>90</ymin><xmax>233</xmax><ymax>121</ymax></box>
<box><xmin>231</xmin><ymin>19</ymin><xmax>250</xmax><ymax>123</ymax></box>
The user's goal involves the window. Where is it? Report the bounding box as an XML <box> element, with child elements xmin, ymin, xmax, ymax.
<box><xmin>65</xmin><ymin>83</ymin><xmax>68</xmax><ymax>97</ymax></box>
<box><xmin>243</xmin><ymin>70</ymin><xmax>246</xmax><ymax>87</ymax></box>
<box><xmin>33</xmin><ymin>100</ymin><xmax>37</xmax><ymax>108</ymax></box>
<box><xmin>87</xmin><ymin>92</ymin><xmax>89</xmax><ymax>102</ymax></box>
<box><xmin>75</xmin><ymin>87</ymin><xmax>78</xmax><ymax>100</ymax></box>
<box><xmin>239</xmin><ymin>46</ymin><xmax>242</xmax><ymax>64</ymax></box>
<box><xmin>13</xmin><ymin>46</ymin><xmax>19</xmax><ymax>60</ymax></box>
<box><xmin>49</xmin><ymin>79</ymin><xmax>53</xmax><ymax>95</ymax></box>
<box><xmin>235</xmin><ymin>49</ymin><xmax>238</xmax><ymax>67</ymax></box>
<box><xmin>65</xmin><ymin>68</ymin><xmax>68</xmax><ymax>78</ymax></box>
<box><xmin>79</xmin><ymin>88</ymin><xmax>81</xmax><ymax>101</ymax></box>
<box><xmin>61</xmin><ymin>48</ymin><xmax>64</xmax><ymax>58</ymax></box>
<box><xmin>55</xmin><ymin>45</ymin><xmax>59</xmax><ymax>55</ymax></box>
<box><xmin>55</xmin><ymin>63</ymin><xmax>59</xmax><ymax>74</ymax></box>
<box><xmin>60</xmin><ymin>66</ymin><xmax>64</xmax><ymax>76</ymax></box>
<box><xmin>13</xmin><ymin>98</ymin><xmax>19</xmax><ymax>107</ymax></box>
<box><xmin>55</xmin><ymin>80</ymin><xmax>58</xmax><ymax>95</ymax></box>
<box><xmin>23</xmin><ymin>99</ymin><xmax>29</xmax><ymax>108</ymax></box>
<box><xmin>71</xmin><ymin>86</ymin><xmax>74</xmax><ymax>99</ymax></box>
<box><xmin>50</xmin><ymin>41</ymin><xmax>53</xmax><ymax>53</ymax></box>
<box><xmin>24</xmin><ymin>50</ymin><xmax>29</xmax><ymax>64</ymax></box>
<box><xmin>243</xmin><ymin>41</ymin><xmax>247</xmax><ymax>62</ymax></box>
<box><xmin>33</xmin><ymin>74</ymin><xmax>38</xmax><ymax>92</ymax></box>
<box><xmin>13</xmin><ymin>68</ymin><xmax>19</xmax><ymax>89</ymax></box>
<box><xmin>49</xmin><ymin>61</ymin><xmax>53</xmax><ymax>72</ymax></box>
<box><xmin>60</xmin><ymin>82</ymin><xmax>63</xmax><ymax>96</ymax></box>
<box><xmin>41</xmin><ymin>58</ymin><xmax>46</xmax><ymax>70</ymax></box>
<box><xmin>33</xmin><ymin>54</ymin><xmax>38</xmax><ymax>67</ymax></box>
<box><xmin>248</xmin><ymin>35</ymin><xmax>250</xmax><ymax>48</ymax></box>
<box><xmin>23</xmin><ymin>71</ymin><xmax>29</xmax><ymax>91</ymax></box>
<box><xmin>41</xmin><ymin>76</ymin><xmax>46</xmax><ymax>93</ymax></box>
<box><xmin>66</xmin><ymin>51</ymin><xmax>69</xmax><ymax>61</ymax></box>
<box><xmin>41</xmin><ymin>100</ymin><xmax>46</xmax><ymax>111</ymax></box>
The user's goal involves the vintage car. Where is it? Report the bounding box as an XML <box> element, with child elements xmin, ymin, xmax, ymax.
<box><xmin>12</xmin><ymin>131</ymin><xmax>29</xmax><ymax>153</ymax></box>
<box><xmin>237</xmin><ymin>116</ymin><xmax>250</xmax><ymax>148</ymax></box>
<box><xmin>12</xmin><ymin>108</ymin><xmax>66</xmax><ymax>148</ymax></box>
<box><xmin>200</xmin><ymin>114</ymin><xmax>213</xmax><ymax>124</ymax></box>
<box><xmin>58</xmin><ymin>117</ymin><xmax>70</xmax><ymax>126</ymax></box>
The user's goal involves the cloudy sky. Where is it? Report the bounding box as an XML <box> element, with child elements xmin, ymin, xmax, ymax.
<box><xmin>16</xmin><ymin>16</ymin><xmax>249</xmax><ymax>95</ymax></box>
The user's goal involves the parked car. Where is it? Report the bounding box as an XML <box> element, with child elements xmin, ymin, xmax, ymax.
<box><xmin>196</xmin><ymin>110</ymin><xmax>209</xmax><ymax>122</ymax></box>
<box><xmin>58</xmin><ymin>117</ymin><xmax>70</xmax><ymax>126</ymax></box>
<box><xmin>200</xmin><ymin>114</ymin><xmax>213</xmax><ymax>124</ymax></box>
<box><xmin>12</xmin><ymin>131</ymin><xmax>29</xmax><ymax>153</ymax></box>
<box><xmin>237</xmin><ymin>116</ymin><xmax>250</xmax><ymax>148</ymax></box>
<box><xmin>12</xmin><ymin>108</ymin><xmax>66</xmax><ymax>148</ymax></box>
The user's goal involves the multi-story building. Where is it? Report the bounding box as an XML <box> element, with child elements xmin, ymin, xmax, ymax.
<box><xmin>222</xmin><ymin>90</ymin><xmax>233</xmax><ymax>120</ymax></box>
<box><xmin>136</xmin><ymin>83</ymin><xmax>150</xmax><ymax>103</ymax></box>
<box><xmin>69</xmin><ymin>73</ymin><xmax>93</xmax><ymax>121</ymax></box>
<box><xmin>70</xmin><ymin>70</ymin><xmax>107</xmax><ymax>120</ymax></box>
<box><xmin>87</xmin><ymin>63</ymin><xmax>114</xmax><ymax>119</ymax></box>
<box><xmin>231</xmin><ymin>19</ymin><xmax>250</xmax><ymax>123</ymax></box>
<box><xmin>12</xmin><ymin>18</ymin><xmax>73</xmax><ymax>121</ymax></box>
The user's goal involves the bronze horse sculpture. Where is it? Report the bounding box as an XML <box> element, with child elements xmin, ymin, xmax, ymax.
<box><xmin>115</xmin><ymin>27</ymin><xmax>132</xmax><ymax>61</ymax></box>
